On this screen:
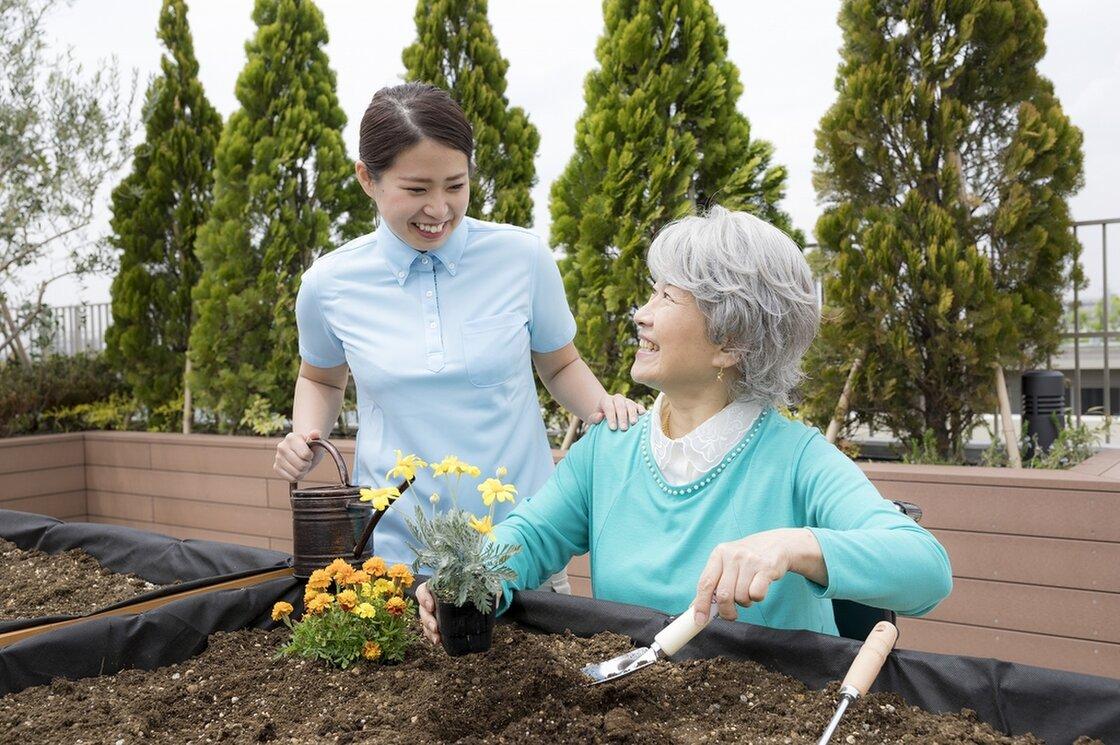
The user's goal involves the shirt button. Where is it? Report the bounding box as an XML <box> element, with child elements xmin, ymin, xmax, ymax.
<box><xmin>421</xmin><ymin>257</ymin><xmax>429</xmax><ymax>264</ymax></box>
<box><xmin>449</xmin><ymin>262</ymin><xmax>456</xmax><ymax>270</ymax></box>
<box><xmin>397</xmin><ymin>271</ymin><xmax>405</xmax><ymax>279</ymax></box>
<box><xmin>426</xmin><ymin>290</ymin><xmax>433</xmax><ymax>298</ymax></box>
<box><xmin>429</xmin><ymin>322</ymin><xmax>436</xmax><ymax>329</ymax></box>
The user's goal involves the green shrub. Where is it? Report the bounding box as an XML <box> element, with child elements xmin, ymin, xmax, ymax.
<box><xmin>0</xmin><ymin>354</ymin><xmax>125</xmax><ymax>437</ymax></box>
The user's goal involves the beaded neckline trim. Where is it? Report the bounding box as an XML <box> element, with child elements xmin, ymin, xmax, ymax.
<box><xmin>640</xmin><ymin>407</ymin><xmax>770</xmax><ymax>496</ymax></box>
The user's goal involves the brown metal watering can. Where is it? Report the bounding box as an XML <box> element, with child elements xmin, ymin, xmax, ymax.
<box><xmin>288</xmin><ymin>440</ymin><xmax>411</xmax><ymax>579</ymax></box>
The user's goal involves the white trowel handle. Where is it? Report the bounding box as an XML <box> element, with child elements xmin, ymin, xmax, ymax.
<box><xmin>654</xmin><ymin>601</ymin><xmax>720</xmax><ymax>657</ymax></box>
<box><xmin>841</xmin><ymin>621</ymin><xmax>899</xmax><ymax>697</ymax></box>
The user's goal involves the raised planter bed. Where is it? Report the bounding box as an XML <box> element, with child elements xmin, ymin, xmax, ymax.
<box><xmin>0</xmin><ymin>578</ymin><xmax>1115</xmax><ymax>743</ymax></box>
<box><xmin>0</xmin><ymin>509</ymin><xmax>289</xmax><ymax>635</ymax></box>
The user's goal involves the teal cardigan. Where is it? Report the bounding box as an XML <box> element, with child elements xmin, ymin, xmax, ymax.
<box><xmin>494</xmin><ymin>408</ymin><xmax>952</xmax><ymax>635</ymax></box>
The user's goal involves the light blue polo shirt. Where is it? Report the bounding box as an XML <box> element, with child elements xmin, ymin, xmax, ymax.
<box><xmin>296</xmin><ymin>217</ymin><xmax>576</xmax><ymax>565</ymax></box>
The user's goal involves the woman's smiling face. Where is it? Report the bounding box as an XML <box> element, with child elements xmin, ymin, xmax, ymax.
<box><xmin>630</xmin><ymin>281</ymin><xmax>732</xmax><ymax>393</ymax></box>
<box><xmin>358</xmin><ymin>137</ymin><xmax>470</xmax><ymax>251</ymax></box>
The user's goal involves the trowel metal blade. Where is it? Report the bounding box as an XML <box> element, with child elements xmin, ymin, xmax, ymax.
<box><xmin>579</xmin><ymin>645</ymin><xmax>659</xmax><ymax>685</ymax></box>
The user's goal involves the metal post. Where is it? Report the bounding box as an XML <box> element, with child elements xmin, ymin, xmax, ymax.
<box><xmin>1073</xmin><ymin>225</ymin><xmax>1082</xmax><ymax>427</ymax></box>
<box><xmin>1105</xmin><ymin>224</ymin><xmax>1111</xmax><ymax>444</ymax></box>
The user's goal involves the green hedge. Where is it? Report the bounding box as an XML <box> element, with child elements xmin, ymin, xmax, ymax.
<box><xmin>0</xmin><ymin>354</ymin><xmax>125</xmax><ymax>437</ymax></box>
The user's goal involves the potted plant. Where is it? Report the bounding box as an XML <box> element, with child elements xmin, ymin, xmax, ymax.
<box><xmin>403</xmin><ymin>455</ymin><xmax>521</xmax><ymax>656</ymax></box>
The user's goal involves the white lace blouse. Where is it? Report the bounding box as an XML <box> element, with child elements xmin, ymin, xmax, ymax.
<box><xmin>649</xmin><ymin>393</ymin><xmax>762</xmax><ymax>486</ymax></box>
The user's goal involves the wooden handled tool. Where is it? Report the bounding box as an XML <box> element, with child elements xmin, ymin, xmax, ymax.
<box><xmin>817</xmin><ymin>621</ymin><xmax>899</xmax><ymax>744</ymax></box>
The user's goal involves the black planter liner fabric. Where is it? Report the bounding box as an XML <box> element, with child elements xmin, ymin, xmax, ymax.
<box><xmin>0</xmin><ymin>576</ymin><xmax>303</xmax><ymax>697</ymax></box>
<box><xmin>0</xmin><ymin>579</ymin><xmax>1115</xmax><ymax>744</ymax></box>
<box><xmin>0</xmin><ymin>509</ymin><xmax>291</xmax><ymax>633</ymax></box>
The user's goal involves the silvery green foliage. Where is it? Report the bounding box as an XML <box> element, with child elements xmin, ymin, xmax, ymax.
<box><xmin>405</xmin><ymin>505</ymin><xmax>520</xmax><ymax>614</ymax></box>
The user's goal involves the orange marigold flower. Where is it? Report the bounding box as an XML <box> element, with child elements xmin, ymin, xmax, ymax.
<box><xmin>361</xmin><ymin>641</ymin><xmax>382</xmax><ymax>661</ymax></box>
<box><xmin>306</xmin><ymin>593</ymin><xmax>334</xmax><ymax>615</ymax></box>
<box><xmin>306</xmin><ymin>569</ymin><xmax>331</xmax><ymax>591</ymax></box>
<box><xmin>337</xmin><ymin>589</ymin><xmax>359</xmax><ymax>611</ymax></box>
<box><xmin>350</xmin><ymin>570</ymin><xmax>371</xmax><ymax>585</ymax></box>
<box><xmin>387</xmin><ymin>563</ymin><xmax>414</xmax><ymax>587</ymax></box>
<box><xmin>362</xmin><ymin>556</ymin><xmax>387</xmax><ymax>578</ymax></box>
<box><xmin>326</xmin><ymin>558</ymin><xmax>352</xmax><ymax>579</ymax></box>
<box><xmin>304</xmin><ymin>587</ymin><xmax>320</xmax><ymax>606</ymax></box>
<box><xmin>271</xmin><ymin>601</ymin><xmax>294</xmax><ymax>621</ymax></box>
<box><xmin>385</xmin><ymin>596</ymin><xmax>408</xmax><ymax>617</ymax></box>
<box><xmin>335</xmin><ymin>565</ymin><xmax>359</xmax><ymax>586</ymax></box>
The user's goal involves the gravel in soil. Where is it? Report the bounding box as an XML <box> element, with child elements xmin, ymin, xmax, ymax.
<box><xmin>0</xmin><ymin>625</ymin><xmax>1103</xmax><ymax>744</ymax></box>
<box><xmin>0</xmin><ymin>538</ymin><xmax>159</xmax><ymax>620</ymax></box>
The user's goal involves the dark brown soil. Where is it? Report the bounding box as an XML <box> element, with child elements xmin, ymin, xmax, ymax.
<box><xmin>0</xmin><ymin>538</ymin><xmax>159</xmax><ymax>620</ymax></box>
<box><xmin>0</xmin><ymin>625</ymin><xmax>1097</xmax><ymax>744</ymax></box>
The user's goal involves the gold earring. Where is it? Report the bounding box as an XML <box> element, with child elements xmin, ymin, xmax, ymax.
<box><xmin>716</xmin><ymin>367</ymin><xmax>724</xmax><ymax>382</ymax></box>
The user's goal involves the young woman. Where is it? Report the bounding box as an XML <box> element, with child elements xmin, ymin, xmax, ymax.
<box><xmin>273</xmin><ymin>83</ymin><xmax>642</xmax><ymax>584</ymax></box>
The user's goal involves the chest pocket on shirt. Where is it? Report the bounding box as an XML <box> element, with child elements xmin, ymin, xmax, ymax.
<box><xmin>460</xmin><ymin>312</ymin><xmax>528</xmax><ymax>387</ymax></box>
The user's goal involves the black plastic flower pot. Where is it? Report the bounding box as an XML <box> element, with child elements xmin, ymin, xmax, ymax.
<box><xmin>436</xmin><ymin>598</ymin><xmax>497</xmax><ymax>656</ymax></box>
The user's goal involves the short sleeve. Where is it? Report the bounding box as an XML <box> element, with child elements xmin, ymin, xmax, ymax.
<box><xmin>528</xmin><ymin>238</ymin><xmax>577</xmax><ymax>353</ymax></box>
<box><xmin>296</xmin><ymin>265</ymin><xmax>346</xmax><ymax>368</ymax></box>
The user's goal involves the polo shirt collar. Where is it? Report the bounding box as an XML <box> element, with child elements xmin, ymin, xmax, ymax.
<box><xmin>378</xmin><ymin>219</ymin><xmax>469</xmax><ymax>286</ymax></box>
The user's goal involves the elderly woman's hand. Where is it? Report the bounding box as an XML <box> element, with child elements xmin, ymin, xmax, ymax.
<box><xmin>588</xmin><ymin>393</ymin><xmax>645</xmax><ymax>431</ymax></box>
<box><xmin>691</xmin><ymin>528</ymin><xmax>827</xmax><ymax>623</ymax></box>
<box><xmin>416</xmin><ymin>581</ymin><xmax>442</xmax><ymax>646</ymax></box>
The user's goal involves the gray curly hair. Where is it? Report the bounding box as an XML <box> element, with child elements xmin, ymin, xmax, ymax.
<box><xmin>646</xmin><ymin>206</ymin><xmax>819</xmax><ymax>407</ymax></box>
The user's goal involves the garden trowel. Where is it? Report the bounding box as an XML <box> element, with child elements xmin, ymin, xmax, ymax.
<box><xmin>816</xmin><ymin>621</ymin><xmax>899</xmax><ymax>744</ymax></box>
<box><xmin>580</xmin><ymin>601</ymin><xmax>720</xmax><ymax>685</ymax></box>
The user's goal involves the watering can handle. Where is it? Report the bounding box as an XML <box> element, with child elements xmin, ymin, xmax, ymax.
<box><xmin>288</xmin><ymin>438</ymin><xmax>351</xmax><ymax>494</ymax></box>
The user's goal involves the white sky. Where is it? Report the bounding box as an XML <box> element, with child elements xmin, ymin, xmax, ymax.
<box><xmin>30</xmin><ymin>0</ymin><xmax>1120</xmax><ymax>306</ymax></box>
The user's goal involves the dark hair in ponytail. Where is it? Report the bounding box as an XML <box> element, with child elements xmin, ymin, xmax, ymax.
<box><xmin>358</xmin><ymin>83</ymin><xmax>474</xmax><ymax>180</ymax></box>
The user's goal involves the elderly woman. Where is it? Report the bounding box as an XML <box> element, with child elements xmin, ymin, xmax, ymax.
<box><xmin>417</xmin><ymin>206</ymin><xmax>952</xmax><ymax>640</ymax></box>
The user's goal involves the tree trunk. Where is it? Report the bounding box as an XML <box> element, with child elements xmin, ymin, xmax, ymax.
<box><xmin>0</xmin><ymin>296</ymin><xmax>32</xmax><ymax>365</ymax></box>
<box><xmin>826</xmin><ymin>356</ymin><xmax>863</xmax><ymax>444</ymax></box>
<box><xmin>182</xmin><ymin>355</ymin><xmax>193</xmax><ymax>434</ymax></box>
<box><xmin>993</xmin><ymin>363</ymin><xmax>1022</xmax><ymax>468</ymax></box>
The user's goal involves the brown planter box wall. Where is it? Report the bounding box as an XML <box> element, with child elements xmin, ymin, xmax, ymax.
<box><xmin>2</xmin><ymin>432</ymin><xmax>1118</xmax><ymax>678</ymax></box>
<box><xmin>0</xmin><ymin>434</ymin><xmax>86</xmax><ymax>521</ymax></box>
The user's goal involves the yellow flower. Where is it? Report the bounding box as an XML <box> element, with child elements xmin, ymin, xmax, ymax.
<box><xmin>372</xmin><ymin>578</ymin><xmax>397</xmax><ymax>598</ymax></box>
<box><xmin>359</xmin><ymin>486</ymin><xmax>401</xmax><ymax>511</ymax></box>
<box><xmin>271</xmin><ymin>601</ymin><xmax>294</xmax><ymax>621</ymax></box>
<box><xmin>496</xmin><ymin>466</ymin><xmax>508</xmax><ymax>478</ymax></box>
<box><xmin>337</xmin><ymin>589</ymin><xmax>359</xmax><ymax>611</ymax></box>
<box><xmin>385</xmin><ymin>596</ymin><xmax>408</xmax><ymax>617</ymax></box>
<box><xmin>307</xmin><ymin>569</ymin><xmax>331</xmax><ymax>591</ymax></box>
<box><xmin>350</xmin><ymin>569</ymin><xmax>370</xmax><ymax>585</ymax></box>
<box><xmin>387</xmin><ymin>563</ymin><xmax>414</xmax><ymax>588</ymax></box>
<box><xmin>362</xmin><ymin>641</ymin><xmax>382</xmax><ymax>661</ymax></box>
<box><xmin>362</xmin><ymin>556</ymin><xmax>388</xmax><ymax>578</ymax></box>
<box><xmin>431</xmin><ymin>455</ymin><xmax>480</xmax><ymax>478</ymax></box>
<box><xmin>355</xmin><ymin>602</ymin><xmax>376</xmax><ymax>619</ymax></box>
<box><xmin>304</xmin><ymin>587</ymin><xmax>320</xmax><ymax>605</ymax></box>
<box><xmin>477</xmin><ymin>478</ymin><xmax>517</xmax><ymax>507</ymax></box>
<box><xmin>468</xmin><ymin>514</ymin><xmax>495</xmax><ymax>539</ymax></box>
<box><xmin>306</xmin><ymin>593</ymin><xmax>333</xmax><ymax>615</ymax></box>
<box><xmin>325</xmin><ymin>558</ymin><xmax>352</xmax><ymax>579</ymax></box>
<box><xmin>386</xmin><ymin>450</ymin><xmax>427</xmax><ymax>482</ymax></box>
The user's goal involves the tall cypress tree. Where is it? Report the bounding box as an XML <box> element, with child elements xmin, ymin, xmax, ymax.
<box><xmin>104</xmin><ymin>0</ymin><xmax>220</xmax><ymax>426</ymax></box>
<box><xmin>804</xmin><ymin>0</ymin><xmax>1083</xmax><ymax>457</ymax></box>
<box><xmin>551</xmin><ymin>0</ymin><xmax>793</xmax><ymax>397</ymax></box>
<box><xmin>189</xmin><ymin>0</ymin><xmax>371</xmax><ymax>431</ymax></box>
<box><xmin>402</xmin><ymin>0</ymin><xmax>539</xmax><ymax>226</ymax></box>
